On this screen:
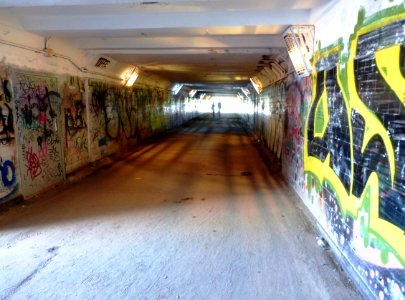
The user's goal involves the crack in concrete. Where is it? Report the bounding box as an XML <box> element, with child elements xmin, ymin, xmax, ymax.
<box><xmin>1</xmin><ymin>247</ymin><xmax>59</xmax><ymax>299</ymax></box>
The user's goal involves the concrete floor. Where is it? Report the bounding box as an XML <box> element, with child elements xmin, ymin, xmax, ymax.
<box><xmin>0</xmin><ymin>114</ymin><xmax>361</xmax><ymax>300</ymax></box>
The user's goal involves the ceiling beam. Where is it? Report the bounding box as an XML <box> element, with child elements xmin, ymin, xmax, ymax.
<box><xmin>15</xmin><ymin>9</ymin><xmax>310</xmax><ymax>33</ymax></box>
<box><xmin>78</xmin><ymin>36</ymin><xmax>285</xmax><ymax>50</ymax></box>
<box><xmin>89</xmin><ymin>48</ymin><xmax>285</xmax><ymax>55</ymax></box>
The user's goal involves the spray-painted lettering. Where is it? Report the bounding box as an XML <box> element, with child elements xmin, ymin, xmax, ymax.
<box><xmin>304</xmin><ymin>12</ymin><xmax>404</xmax><ymax>300</ymax></box>
<box><xmin>25</xmin><ymin>147</ymin><xmax>42</xmax><ymax>180</ymax></box>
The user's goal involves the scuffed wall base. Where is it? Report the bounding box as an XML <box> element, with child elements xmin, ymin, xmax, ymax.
<box><xmin>0</xmin><ymin>194</ymin><xmax>24</xmax><ymax>211</ymax></box>
<box><xmin>297</xmin><ymin>194</ymin><xmax>378</xmax><ymax>300</ymax></box>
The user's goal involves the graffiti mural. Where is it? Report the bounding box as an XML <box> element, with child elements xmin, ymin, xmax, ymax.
<box><xmin>15</xmin><ymin>73</ymin><xmax>64</xmax><ymax>196</ymax></box>
<box><xmin>0</xmin><ymin>79</ymin><xmax>14</xmax><ymax>145</ymax></box>
<box><xmin>63</xmin><ymin>77</ymin><xmax>89</xmax><ymax>174</ymax></box>
<box><xmin>134</xmin><ymin>87</ymin><xmax>153</xmax><ymax>140</ymax></box>
<box><xmin>88</xmin><ymin>81</ymin><xmax>172</xmax><ymax>162</ymax></box>
<box><xmin>282</xmin><ymin>77</ymin><xmax>312</xmax><ymax>192</ymax></box>
<box><xmin>0</xmin><ymin>75</ymin><xmax>18</xmax><ymax>201</ymax></box>
<box><xmin>88</xmin><ymin>81</ymin><xmax>143</xmax><ymax>160</ymax></box>
<box><xmin>304</xmin><ymin>10</ymin><xmax>404</xmax><ymax>299</ymax></box>
<box><xmin>257</xmin><ymin>83</ymin><xmax>285</xmax><ymax>160</ymax></box>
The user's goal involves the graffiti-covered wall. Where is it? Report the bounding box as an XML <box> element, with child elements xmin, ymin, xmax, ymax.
<box><xmin>63</xmin><ymin>77</ymin><xmax>88</xmax><ymax>174</ymax></box>
<box><xmin>15</xmin><ymin>73</ymin><xmax>64</xmax><ymax>197</ymax></box>
<box><xmin>0</xmin><ymin>71</ymin><xmax>19</xmax><ymax>202</ymax></box>
<box><xmin>304</xmin><ymin>4</ymin><xmax>404</xmax><ymax>299</ymax></box>
<box><xmin>0</xmin><ymin>66</ymin><xmax>191</xmax><ymax>202</ymax></box>
<box><xmin>249</xmin><ymin>2</ymin><xmax>404</xmax><ymax>299</ymax></box>
<box><xmin>256</xmin><ymin>84</ymin><xmax>285</xmax><ymax>160</ymax></box>
<box><xmin>282</xmin><ymin>76</ymin><xmax>312</xmax><ymax>193</ymax></box>
<box><xmin>87</xmin><ymin>81</ymin><xmax>174</xmax><ymax>163</ymax></box>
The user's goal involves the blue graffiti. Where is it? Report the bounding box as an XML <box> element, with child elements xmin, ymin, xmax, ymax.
<box><xmin>98</xmin><ymin>137</ymin><xmax>107</xmax><ymax>147</ymax></box>
<box><xmin>1</xmin><ymin>159</ymin><xmax>16</xmax><ymax>187</ymax></box>
<box><xmin>0</xmin><ymin>159</ymin><xmax>17</xmax><ymax>201</ymax></box>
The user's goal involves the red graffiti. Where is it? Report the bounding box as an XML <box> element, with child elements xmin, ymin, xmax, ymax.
<box><xmin>26</xmin><ymin>147</ymin><xmax>42</xmax><ymax>180</ymax></box>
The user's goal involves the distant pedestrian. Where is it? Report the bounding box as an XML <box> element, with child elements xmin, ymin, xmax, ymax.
<box><xmin>211</xmin><ymin>103</ymin><xmax>215</xmax><ymax>118</ymax></box>
<box><xmin>217</xmin><ymin>102</ymin><xmax>222</xmax><ymax>118</ymax></box>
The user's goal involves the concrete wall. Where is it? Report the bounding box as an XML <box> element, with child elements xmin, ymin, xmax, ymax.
<box><xmin>282</xmin><ymin>76</ymin><xmax>312</xmax><ymax>194</ymax></box>
<box><xmin>306</xmin><ymin>2</ymin><xmax>404</xmax><ymax>299</ymax></box>
<box><xmin>0</xmin><ymin>68</ymin><xmax>18</xmax><ymax>202</ymax></box>
<box><xmin>0</xmin><ymin>18</ymin><xmax>195</xmax><ymax>201</ymax></box>
<box><xmin>257</xmin><ymin>83</ymin><xmax>285</xmax><ymax>161</ymax></box>
<box><xmin>252</xmin><ymin>1</ymin><xmax>404</xmax><ymax>299</ymax></box>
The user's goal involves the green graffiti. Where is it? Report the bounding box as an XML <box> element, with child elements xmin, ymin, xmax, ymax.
<box><xmin>305</xmin><ymin>6</ymin><xmax>405</xmax><ymax>269</ymax></box>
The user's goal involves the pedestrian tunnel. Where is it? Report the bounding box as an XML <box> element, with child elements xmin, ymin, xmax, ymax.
<box><xmin>0</xmin><ymin>1</ymin><xmax>404</xmax><ymax>299</ymax></box>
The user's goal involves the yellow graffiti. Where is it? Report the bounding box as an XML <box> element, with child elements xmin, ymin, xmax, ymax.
<box><xmin>305</xmin><ymin>14</ymin><xmax>405</xmax><ymax>267</ymax></box>
<box><xmin>305</xmin><ymin>47</ymin><xmax>362</xmax><ymax>218</ymax></box>
<box><xmin>375</xmin><ymin>44</ymin><xmax>405</xmax><ymax>106</ymax></box>
<box><xmin>313</xmin><ymin>86</ymin><xmax>329</xmax><ymax>138</ymax></box>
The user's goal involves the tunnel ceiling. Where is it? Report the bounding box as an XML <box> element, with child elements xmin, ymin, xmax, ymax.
<box><xmin>1</xmin><ymin>0</ymin><xmax>332</xmax><ymax>88</ymax></box>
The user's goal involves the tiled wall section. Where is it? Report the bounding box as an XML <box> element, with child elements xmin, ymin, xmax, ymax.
<box><xmin>304</xmin><ymin>12</ymin><xmax>404</xmax><ymax>299</ymax></box>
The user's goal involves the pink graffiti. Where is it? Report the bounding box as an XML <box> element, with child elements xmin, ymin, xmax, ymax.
<box><xmin>38</xmin><ymin>142</ymin><xmax>48</xmax><ymax>160</ymax></box>
<box><xmin>26</xmin><ymin>147</ymin><xmax>42</xmax><ymax>180</ymax></box>
<box><xmin>38</xmin><ymin>113</ymin><xmax>48</xmax><ymax>124</ymax></box>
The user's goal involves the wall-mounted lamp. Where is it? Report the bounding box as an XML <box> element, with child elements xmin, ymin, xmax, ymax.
<box><xmin>172</xmin><ymin>83</ymin><xmax>183</xmax><ymax>95</ymax></box>
<box><xmin>122</xmin><ymin>66</ymin><xmax>139</xmax><ymax>87</ymax></box>
<box><xmin>250</xmin><ymin>77</ymin><xmax>262</xmax><ymax>94</ymax></box>
<box><xmin>283</xmin><ymin>25</ymin><xmax>314</xmax><ymax>77</ymax></box>
<box><xmin>241</xmin><ymin>87</ymin><xmax>250</xmax><ymax>97</ymax></box>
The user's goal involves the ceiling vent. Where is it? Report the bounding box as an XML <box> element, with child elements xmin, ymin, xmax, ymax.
<box><xmin>283</xmin><ymin>25</ymin><xmax>314</xmax><ymax>77</ymax></box>
<box><xmin>95</xmin><ymin>57</ymin><xmax>111</xmax><ymax>68</ymax></box>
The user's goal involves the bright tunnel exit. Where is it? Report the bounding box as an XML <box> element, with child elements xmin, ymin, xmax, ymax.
<box><xmin>190</xmin><ymin>95</ymin><xmax>253</xmax><ymax>115</ymax></box>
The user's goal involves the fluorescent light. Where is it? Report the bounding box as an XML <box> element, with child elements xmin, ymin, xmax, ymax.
<box><xmin>125</xmin><ymin>73</ymin><xmax>138</xmax><ymax>87</ymax></box>
<box><xmin>250</xmin><ymin>77</ymin><xmax>262</xmax><ymax>94</ymax></box>
<box><xmin>189</xmin><ymin>89</ymin><xmax>197</xmax><ymax>97</ymax></box>
<box><xmin>172</xmin><ymin>83</ymin><xmax>183</xmax><ymax>95</ymax></box>
<box><xmin>122</xmin><ymin>66</ymin><xmax>139</xmax><ymax>87</ymax></box>
<box><xmin>283</xmin><ymin>25</ymin><xmax>314</xmax><ymax>77</ymax></box>
<box><xmin>241</xmin><ymin>87</ymin><xmax>250</xmax><ymax>97</ymax></box>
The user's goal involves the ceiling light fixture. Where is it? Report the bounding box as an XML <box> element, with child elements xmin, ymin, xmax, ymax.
<box><xmin>122</xmin><ymin>66</ymin><xmax>139</xmax><ymax>87</ymax></box>
<box><xmin>241</xmin><ymin>87</ymin><xmax>250</xmax><ymax>97</ymax></box>
<box><xmin>283</xmin><ymin>25</ymin><xmax>314</xmax><ymax>77</ymax></box>
<box><xmin>172</xmin><ymin>83</ymin><xmax>183</xmax><ymax>95</ymax></box>
<box><xmin>250</xmin><ymin>77</ymin><xmax>262</xmax><ymax>94</ymax></box>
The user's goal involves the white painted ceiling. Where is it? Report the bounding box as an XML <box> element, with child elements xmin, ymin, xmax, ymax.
<box><xmin>1</xmin><ymin>0</ymin><xmax>332</xmax><ymax>90</ymax></box>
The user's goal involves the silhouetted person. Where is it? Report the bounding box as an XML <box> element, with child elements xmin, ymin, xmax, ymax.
<box><xmin>211</xmin><ymin>103</ymin><xmax>215</xmax><ymax>118</ymax></box>
<box><xmin>217</xmin><ymin>102</ymin><xmax>222</xmax><ymax>118</ymax></box>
